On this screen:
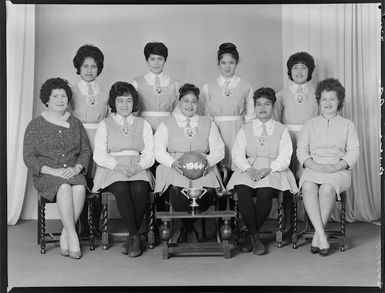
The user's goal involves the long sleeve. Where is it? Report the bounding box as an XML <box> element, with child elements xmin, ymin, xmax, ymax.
<box><xmin>244</xmin><ymin>85</ymin><xmax>256</xmax><ymax>123</ymax></box>
<box><xmin>200</xmin><ymin>83</ymin><xmax>210</xmax><ymax>117</ymax></box>
<box><xmin>154</xmin><ymin>122</ymin><xmax>175</xmax><ymax>168</ymax></box>
<box><xmin>272</xmin><ymin>90</ymin><xmax>284</xmax><ymax>122</ymax></box>
<box><xmin>23</xmin><ymin>121</ymin><xmax>44</xmax><ymax>176</ymax></box>
<box><xmin>231</xmin><ymin>128</ymin><xmax>251</xmax><ymax>172</ymax></box>
<box><xmin>296</xmin><ymin>121</ymin><xmax>311</xmax><ymax>166</ymax></box>
<box><xmin>341</xmin><ymin>120</ymin><xmax>360</xmax><ymax>168</ymax></box>
<box><xmin>206</xmin><ymin>121</ymin><xmax>225</xmax><ymax>167</ymax></box>
<box><xmin>76</xmin><ymin>121</ymin><xmax>92</xmax><ymax>172</ymax></box>
<box><xmin>131</xmin><ymin>79</ymin><xmax>138</xmax><ymax>90</ymax></box>
<box><xmin>93</xmin><ymin>120</ymin><xmax>118</xmax><ymax>170</ymax></box>
<box><xmin>269</xmin><ymin>127</ymin><xmax>292</xmax><ymax>172</ymax></box>
<box><xmin>138</xmin><ymin>120</ymin><xmax>155</xmax><ymax>170</ymax></box>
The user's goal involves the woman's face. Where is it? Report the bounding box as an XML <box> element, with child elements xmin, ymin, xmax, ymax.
<box><xmin>115</xmin><ymin>94</ymin><xmax>134</xmax><ymax>117</ymax></box>
<box><xmin>47</xmin><ymin>88</ymin><xmax>68</xmax><ymax>113</ymax></box>
<box><xmin>147</xmin><ymin>54</ymin><xmax>166</xmax><ymax>75</ymax></box>
<box><xmin>219</xmin><ymin>53</ymin><xmax>237</xmax><ymax>78</ymax></box>
<box><xmin>80</xmin><ymin>57</ymin><xmax>98</xmax><ymax>83</ymax></box>
<box><xmin>291</xmin><ymin>62</ymin><xmax>308</xmax><ymax>84</ymax></box>
<box><xmin>179</xmin><ymin>93</ymin><xmax>198</xmax><ymax>118</ymax></box>
<box><xmin>254</xmin><ymin>97</ymin><xmax>273</xmax><ymax>122</ymax></box>
<box><xmin>319</xmin><ymin>90</ymin><xmax>339</xmax><ymax>116</ymax></box>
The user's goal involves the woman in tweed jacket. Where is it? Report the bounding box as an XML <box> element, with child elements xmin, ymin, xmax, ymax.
<box><xmin>23</xmin><ymin>78</ymin><xmax>91</xmax><ymax>259</ymax></box>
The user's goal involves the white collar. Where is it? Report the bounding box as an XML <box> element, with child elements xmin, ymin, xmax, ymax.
<box><xmin>217</xmin><ymin>75</ymin><xmax>240</xmax><ymax>87</ymax></box>
<box><xmin>144</xmin><ymin>71</ymin><xmax>170</xmax><ymax>85</ymax></box>
<box><xmin>174</xmin><ymin>110</ymin><xmax>198</xmax><ymax>125</ymax></box>
<box><xmin>113</xmin><ymin>113</ymin><xmax>134</xmax><ymax>125</ymax></box>
<box><xmin>290</xmin><ymin>81</ymin><xmax>309</xmax><ymax>94</ymax></box>
<box><xmin>41</xmin><ymin>111</ymin><xmax>70</xmax><ymax>128</ymax></box>
<box><xmin>255</xmin><ymin>118</ymin><xmax>273</xmax><ymax>128</ymax></box>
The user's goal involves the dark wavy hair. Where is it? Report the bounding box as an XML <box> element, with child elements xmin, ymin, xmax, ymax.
<box><xmin>178</xmin><ymin>83</ymin><xmax>200</xmax><ymax>100</ymax></box>
<box><xmin>40</xmin><ymin>78</ymin><xmax>72</xmax><ymax>107</ymax></box>
<box><xmin>217</xmin><ymin>42</ymin><xmax>239</xmax><ymax>64</ymax></box>
<box><xmin>144</xmin><ymin>42</ymin><xmax>168</xmax><ymax>61</ymax></box>
<box><xmin>287</xmin><ymin>51</ymin><xmax>315</xmax><ymax>82</ymax></box>
<box><xmin>73</xmin><ymin>44</ymin><xmax>104</xmax><ymax>76</ymax></box>
<box><xmin>315</xmin><ymin>78</ymin><xmax>345</xmax><ymax>111</ymax></box>
<box><xmin>108</xmin><ymin>81</ymin><xmax>139</xmax><ymax>113</ymax></box>
<box><xmin>253</xmin><ymin>87</ymin><xmax>276</xmax><ymax>106</ymax></box>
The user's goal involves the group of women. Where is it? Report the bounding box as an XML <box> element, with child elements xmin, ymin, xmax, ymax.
<box><xmin>23</xmin><ymin>41</ymin><xmax>359</xmax><ymax>260</ymax></box>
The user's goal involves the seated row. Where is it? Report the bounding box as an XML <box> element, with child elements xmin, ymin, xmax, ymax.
<box><xmin>23</xmin><ymin>77</ymin><xmax>359</xmax><ymax>260</ymax></box>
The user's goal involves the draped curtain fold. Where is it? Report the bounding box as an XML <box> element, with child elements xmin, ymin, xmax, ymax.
<box><xmin>7</xmin><ymin>3</ymin><xmax>35</xmax><ymax>225</ymax></box>
<box><xmin>281</xmin><ymin>3</ymin><xmax>381</xmax><ymax>222</ymax></box>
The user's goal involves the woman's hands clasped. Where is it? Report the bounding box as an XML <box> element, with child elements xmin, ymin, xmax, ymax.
<box><xmin>41</xmin><ymin>164</ymin><xmax>83</xmax><ymax>179</ymax></box>
<box><xmin>246</xmin><ymin>167</ymin><xmax>271</xmax><ymax>181</ymax></box>
<box><xmin>114</xmin><ymin>163</ymin><xmax>143</xmax><ymax>178</ymax></box>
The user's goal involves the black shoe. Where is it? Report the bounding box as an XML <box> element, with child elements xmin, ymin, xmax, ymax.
<box><xmin>240</xmin><ymin>235</ymin><xmax>252</xmax><ymax>253</ymax></box>
<box><xmin>177</xmin><ymin>226</ymin><xmax>188</xmax><ymax>243</ymax></box>
<box><xmin>187</xmin><ymin>227</ymin><xmax>199</xmax><ymax>243</ymax></box>
<box><xmin>121</xmin><ymin>234</ymin><xmax>132</xmax><ymax>255</ymax></box>
<box><xmin>128</xmin><ymin>233</ymin><xmax>142</xmax><ymax>258</ymax></box>
<box><xmin>319</xmin><ymin>246</ymin><xmax>331</xmax><ymax>257</ymax></box>
<box><xmin>250</xmin><ymin>234</ymin><xmax>266</xmax><ymax>255</ymax></box>
<box><xmin>310</xmin><ymin>245</ymin><xmax>320</xmax><ymax>254</ymax></box>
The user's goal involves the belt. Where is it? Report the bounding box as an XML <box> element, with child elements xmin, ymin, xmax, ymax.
<box><xmin>286</xmin><ymin>124</ymin><xmax>303</xmax><ymax>132</ymax></box>
<box><xmin>109</xmin><ymin>150</ymin><xmax>139</xmax><ymax>156</ymax></box>
<box><xmin>213</xmin><ymin>115</ymin><xmax>241</xmax><ymax>122</ymax></box>
<box><xmin>82</xmin><ymin>123</ymin><xmax>99</xmax><ymax>129</ymax></box>
<box><xmin>141</xmin><ymin>111</ymin><xmax>171</xmax><ymax>117</ymax></box>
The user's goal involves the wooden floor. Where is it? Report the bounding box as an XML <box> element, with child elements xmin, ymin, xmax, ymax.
<box><xmin>7</xmin><ymin>219</ymin><xmax>381</xmax><ymax>291</ymax></box>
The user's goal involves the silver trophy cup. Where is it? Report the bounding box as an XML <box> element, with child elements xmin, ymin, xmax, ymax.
<box><xmin>181</xmin><ymin>188</ymin><xmax>207</xmax><ymax>214</ymax></box>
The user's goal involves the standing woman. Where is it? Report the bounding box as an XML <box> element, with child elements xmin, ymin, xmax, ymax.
<box><xmin>201</xmin><ymin>42</ymin><xmax>255</xmax><ymax>178</ymax></box>
<box><xmin>92</xmin><ymin>82</ymin><xmax>154</xmax><ymax>258</ymax></box>
<box><xmin>154</xmin><ymin>83</ymin><xmax>225</xmax><ymax>242</ymax></box>
<box><xmin>131</xmin><ymin>42</ymin><xmax>180</xmax><ymax>133</ymax></box>
<box><xmin>71</xmin><ymin>44</ymin><xmax>109</xmax><ymax>236</ymax></box>
<box><xmin>297</xmin><ymin>78</ymin><xmax>359</xmax><ymax>256</ymax></box>
<box><xmin>23</xmin><ymin>78</ymin><xmax>92</xmax><ymax>259</ymax></box>
<box><xmin>226</xmin><ymin>87</ymin><xmax>298</xmax><ymax>255</ymax></box>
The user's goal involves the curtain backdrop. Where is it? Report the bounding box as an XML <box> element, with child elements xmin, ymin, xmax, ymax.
<box><xmin>7</xmin><ymin>3</ymin><xmax>35</xmax><ymax>225</ymax></box>
<box><xmin>281</xmin><ymin>3</ymin><xmax>381</xmax><ymax>222</ymax></box>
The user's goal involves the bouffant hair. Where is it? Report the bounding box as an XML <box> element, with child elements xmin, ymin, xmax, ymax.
<box><xmin>73</xmin><ymin>44</ymin><xmax>104</xmax><ymax>76</ymax></box>
<box><xmin>253</xmin><ymin>87</ymin><xmax>276</xmax><ymax>106</ymax></box>
<box><xmin>287</xmin><ymin>51</ymin><xmax>315</xmax><ymax>82</ymax></box>
<box><xmin>178</xmin><ymin>83</ymin><xmax>200</xmax><ymax>100</ymax></box>
<box><xmin>144</xmin><ymin>42</ymin><xmax>168</xmax><ymax>61</ymax></box>
<box><xmin>315</xmin><ymin>78</ymin><xmax>345</xmax><ymax>111</ymax></box>
<box><xmin>39</xmin><ymin>77</ymin><xmax>72</xmax><ymax>107</ymax></box>
<box><xmin>108</xmin><ymin>81</ymin><xmax>139</xmax><ymax>113</ymax></box>
<box><xmin>217</xmin><ymin>42</ymin><xmax>239</xmax><ymax>64</ymax></box>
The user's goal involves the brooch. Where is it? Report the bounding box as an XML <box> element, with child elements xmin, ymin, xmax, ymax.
<box><xmin>184</xmin><ymin>127</ymin><xmax>196</xmax><ymax>139</ymax></box>
<box><xmin>86</xmin><ymin>95</ymin><xmax>99</xmax><ymax>106</ymax></box>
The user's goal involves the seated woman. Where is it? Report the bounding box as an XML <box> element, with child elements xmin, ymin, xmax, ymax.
<box><xmin>23</xmin><ymin>78</ymin><xmax>91</xmax><ymax>259</ymax></box>
<box><xmin>227</xmin><ymin>87</ymin><xmax>298</xmax><ymax>255</ymax></box>
<box><xmin>92</xmin><ymin>81</ymin><xmax>155</xmax><ymax>258</ymax></box>
<box><xmin>297</xmin><ymin>78</ymin><xmax>359</xmax><ymax>256</ymax></box>
<box><xmin>154</xmin><ymin>83</ymin><xmax>225</xmax><ymax>242</ymax></box>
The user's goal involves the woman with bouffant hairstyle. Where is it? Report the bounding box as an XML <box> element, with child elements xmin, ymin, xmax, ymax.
<box><xmin>92</xmin><ymin>81</ymin><xmax>155</xmax><ymax>258</ymax></box>
<box><xmin>154</xmin><ymin>83</ymin><xmax>225</xmax><ymax>243</ymax></box>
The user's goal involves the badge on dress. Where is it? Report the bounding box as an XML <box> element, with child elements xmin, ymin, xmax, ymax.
<box><xmin>222</xmin><ymin>86</ymin><xmax>233</xmax><ymax>98</ymax></box>
<box><xmin>122</xmin><ymin>125</ymin><xmax>131</xmax><ymax>136</ymax></box>
<box><xmin>154</xmin><ymin>85</ymin><xmax>164</xmax><ymax>95</ymax></box>
<box><xmin>86</xmin><ymin>95</ymin><xmax>99</xmax><ymax>106</ymax></box>
<box><xmin>258</xmin><ymin>137</ymin><xmax>266</xmax><ymax>146</ymax></box>
<box><xmin>294</xmin><ymin>93</ymin><xmax>305</xmax><ymax>104</ymax></box>
<box><xmin>184</xmin><ymin>126</ymin><xmax>196</xmax><ymax>139</ymax></box>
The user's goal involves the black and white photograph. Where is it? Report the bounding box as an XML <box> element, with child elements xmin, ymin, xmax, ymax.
<box><xmin>3</xmin><ymin>1</ymin><xmax>383</xmax><ymax>292</ymax></box>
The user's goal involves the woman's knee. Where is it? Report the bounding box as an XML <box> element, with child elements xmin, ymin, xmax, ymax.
<box><xmin>319</xmin><ymin>184</ymin><xmax>336</xmax><ymax>198</ymax></box>
<box><xmin>72</xmin><ymin>185</ymin><xmax>86</xmax><ymax>193</ymax></box>
<box><xmin>301</xmin><ymin>181</ymin><xmax>318</xmax><ymax>196</ymax></box>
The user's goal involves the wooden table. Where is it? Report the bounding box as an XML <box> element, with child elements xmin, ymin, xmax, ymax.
<box><xmin>156</xmin><ymin>210</ymin><xmax>236</xmax><ymax>259</ymax></box>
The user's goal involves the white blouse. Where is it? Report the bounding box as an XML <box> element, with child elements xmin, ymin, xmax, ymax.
<box><xmin>154</xmin><ymin>111</ymin><xmax>225</xmax><ymax>168</ymax></box>
<box><xmin>232</xmin><ymin>118</ymin><xmax>293</xmax><ymax>172</ymax></box>
<box><xmin>93</xmin><ymin>113</ymin><xmax>154</xmax><ymax>170</ymax></box>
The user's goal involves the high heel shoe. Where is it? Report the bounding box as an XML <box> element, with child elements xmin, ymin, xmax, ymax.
<box><xmin>61</xmin><ymin>249</ymin><xmax>69</xmax><ymax>257</ymax></box>
<box><xmin>69</xmin><ymin>250</ymin><xmax>82</xmax><ymax>259</ymax></box>
<box><xmin>310</xmin><ymin>246</ymin><xmax>320</xmax><ymax>254</ymax></box>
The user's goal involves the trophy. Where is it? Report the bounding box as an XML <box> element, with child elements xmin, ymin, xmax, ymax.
<box><xmin>181</xmin><ymin>188</ymin><xmax>207</xmax><ymax>215</ymax></box>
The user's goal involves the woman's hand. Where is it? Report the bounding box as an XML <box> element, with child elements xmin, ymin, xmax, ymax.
<box><xmin>126</xmin><ymin>163</ymin><xmax>143</xmax><ymax>178</ymax></box>
<box><xmin>246</xmin><ymin>167</ymin><xmax>260</xmax><ymax>181</ymax></box>
<box><xmin>202</xmin><ymin>160</ymin><xmax>210</xmax><ymax>176</ymax></box>
<box><xmin>41</xmin><ymin>165</ymin><xmax>78</xmax><ymax>179</ymax></box>
<box><xmin>304</xmin><ymin>159</ymin><xmax>326</xmax><ymax>172</ymax></box>
<box><xmin>114</xmin><ymin>163</ymin><xmax>131</xmax><ymax>177</ymax></box>
<box><xmin>172</xmin><ymin>160</ymin><xmax>184</xmax><ymax>175</ymax></box>
<box><xmin>258</xmin><ymin>167</ymin><xmax>272</xmax><ymax>179</ymax></box>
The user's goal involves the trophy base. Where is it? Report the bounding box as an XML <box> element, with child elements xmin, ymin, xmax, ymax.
<box><xmin>188</xmin><ymin>205</ymin><xmax>200</xmax><ymax>215</ymax></box>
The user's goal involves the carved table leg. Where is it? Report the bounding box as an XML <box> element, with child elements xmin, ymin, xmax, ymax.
<box><xmin>276</xmin><ymin>198</ymin><xmax>283</xmax><ymax>248</ymax></box>
<box><xmin>221</xmin><ymin>219</ymin><xmax>233</xmax><ymax>259</ymax></box>
<box><xmin>147</xmin><ymin>201</ymin><xmax>155</xmax><ymax>249</ymax></box>
<box><xmin>101</xmin><ymin>194</ymin><xmax>109</xmax><ymax>250</ymax></box>
<box><xmin>88</xmin><ymin>197</ymin><xmax>95</xmax><ymax>251</ymax></box>
<box><xmin>160</xmin><ymin>221</ymin><xmax>171</xmax><ymax>259</ymax></box>
<box><xmin>292</xmin><ymin>193</ymin><xmax>298</xmax><ymax>249</ymax></box>
<box><xmin>40</xmin><ymin>201</ymin><xmax>46</xmax><ymax>254</ymax></box>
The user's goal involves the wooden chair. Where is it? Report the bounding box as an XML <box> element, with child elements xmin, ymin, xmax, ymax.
<box><xmin>291</xmin><ymin>191</ymin><xmax>347</xmax><ymax>251</ymax></box>
<box><xmin>232</xmin><ymin>190</ymin><xmax>288</xmax><ymax>248</ymax></box>
<box><xmin>100</xmin><ymin>191</ymin><xmax>155</xmax><ymax>250</ymax></box>
<box><xmin>37</xmin><ymin>189</ymin><xmax>96</xmax><ymax>254</ymax></box>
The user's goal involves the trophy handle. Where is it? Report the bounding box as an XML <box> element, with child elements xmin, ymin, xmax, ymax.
<box><xmin>199</xmin><ymin>188</ymin><xmax>207</xmax><ymax>199</ymax></box>
<box><xmin>181</xmin><ymin>188</ymin><xmax>190</xmax><ymax>199</ymax></box>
